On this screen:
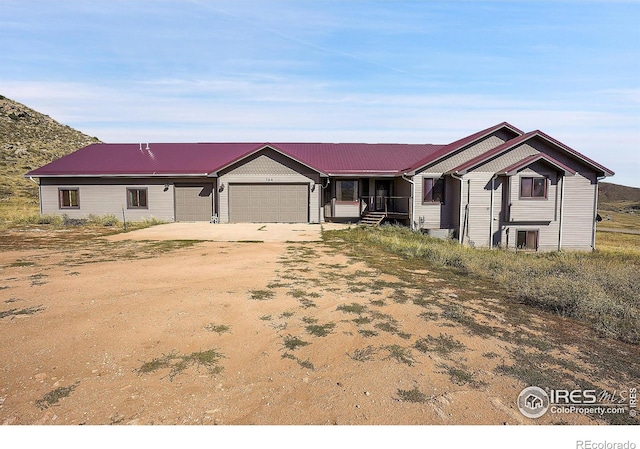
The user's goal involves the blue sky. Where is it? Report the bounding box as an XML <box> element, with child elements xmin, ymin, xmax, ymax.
<box><xmin>2</xmin><ymin>0</ymin><xmax>639</xmax><ymax>186</ymax></box>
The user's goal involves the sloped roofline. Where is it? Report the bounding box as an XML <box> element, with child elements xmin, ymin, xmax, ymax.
<box><xmin>495</xmin><ymin>153</ymin><xmax>577</xmax><ymax>176</ymax></box>
<box><xmin>447</xmin><ymin>130</ymin><xmax>615</xmax><ymax>177</ymax></box>
<box><xmin>405</xmin><ymin>122</ymin><xmax>524</xmax><ymax>174</ymax></box>
<box><xmin>207</xmin><ymin>143</ymin><xmax>327</xmax><ymax>177</ymax></box>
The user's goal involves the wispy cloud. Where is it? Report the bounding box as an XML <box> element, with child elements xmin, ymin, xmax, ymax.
<box><xmin>1</xmin><ymin>0</ymin><xmax>638</xmax><ymax>185</ymax></box>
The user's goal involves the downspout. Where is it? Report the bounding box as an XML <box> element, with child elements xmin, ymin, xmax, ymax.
<box><xmin>450</xmin><ymin>173</ymin><xmax>464</xmax><ymax>244</ymax></box>
<box><xmin>401</xmin><ymin>173</ymin><xmax>415</xmax><ymax>230</ymax></box>
<box><xmin>592</xmin><ymin>175</ymin><xmax>606</xmax><ymax>250</ymax></box>
<box><xmin>489</xmin><ymin>174</ymin><xmax>498</xmax><ymax>249</ymax></box>
<box><xmin>320</xmin><ymin>178</ymin><xmax>330</xmax><ymax>222</ymax></box>
<box><xmin>558</xmin><ymin>175</ymin><xmax>565</xmax><ymax>251</ymax></box>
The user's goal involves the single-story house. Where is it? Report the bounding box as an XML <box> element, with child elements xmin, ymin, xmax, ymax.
<box><xmin>25</xmin><ymin>122</ymin><xmax>614</xmax><ymax>251</ymax></box>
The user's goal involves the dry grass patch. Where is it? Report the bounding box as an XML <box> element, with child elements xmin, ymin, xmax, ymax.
<box><xmin>35</xmin><ymin>382</ymin><xmax>80</xmax><ymax>410</ymax></box>
<box><xmin>138</xmin><ymin>349</ymin><xmax>225</xmax><ymax>381</ymax></box>
<box><xmin>396</xmin><ymin>386</ymin><xmax>429</xmax><ymax>403</ymax></box>
<box><xmin>325</xmin><ymin>225</ymin><xmax>640</xmax><ymax>344</ymax></box>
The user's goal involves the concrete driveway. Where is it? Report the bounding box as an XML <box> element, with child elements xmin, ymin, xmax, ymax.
<box><xmin>106</xmin><ymin>222</ymin><xmax>352</xmax><ymax>242</ymax></box>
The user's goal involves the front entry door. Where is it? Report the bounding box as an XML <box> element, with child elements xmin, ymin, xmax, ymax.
<box><xmin>374</xmin><ymin>180</ymin><xmax>392</xmax><ymax>211</ymax></box>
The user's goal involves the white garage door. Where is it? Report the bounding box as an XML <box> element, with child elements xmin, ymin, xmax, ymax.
<box><xmin>229</xmin><ymin>183</ymin><xmax>308</xmax><ymax>223</ymax></box>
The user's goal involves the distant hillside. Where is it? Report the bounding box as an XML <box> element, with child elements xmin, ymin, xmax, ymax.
<box><xmin>0</xmin><ymin>94</ymin><xmax>100</xmax><ymax>203</ymax></box>
<box><xmin>599</xmin><ymin>182</ymin><xmax>640</xmax><ymax>204</ymax></box>
<box><xmin>598</xmin><ymin>181</ymin><xmax>640</xmax><ymax>215</ymax></box>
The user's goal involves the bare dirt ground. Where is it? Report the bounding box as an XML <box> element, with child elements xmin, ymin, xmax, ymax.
<box><xmin>0</xmin><ymin>225</ymin><xmax>638</xmax><ymax>425</ymax></box>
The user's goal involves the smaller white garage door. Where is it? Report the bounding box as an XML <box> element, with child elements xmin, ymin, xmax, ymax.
<box><xmin>229</xmin><ymin>183</ymin><xmax>308</xmax><ymax>223</ymax></box>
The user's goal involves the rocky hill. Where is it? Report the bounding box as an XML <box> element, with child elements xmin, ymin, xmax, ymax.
<box><xmin>598</xmin><ymin>182</ymin><xmax>640</xmax><ymax>225</ymax></box>
<box><xmin>599</xmin><ymin>182</ymin><xmax>640</xmax><ymax>205</ymax></box>
<box><xmin>0</xmin><ymin>94</ymin><xmax>100</xmax><ymax>203</ymax></box>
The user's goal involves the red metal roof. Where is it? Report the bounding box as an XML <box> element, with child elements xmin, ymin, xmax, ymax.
<box><xmin>270</xmin><ymin>143</ymin><xmax>445</xmax><ymax>175</ymax></box>
<box><xmin>25</xmin><ymin>123</ymin><xmax>613</xmax><ymax>178</ymax></box>
<box><xmin>25</xmin><ymin>143</ymin><xmax>263</xmax><ymax>177</ymax></box>
<box><xmin>26</xmin><ymin>141</ymin><xmax>446</xmax><ymax>177</ymax></box>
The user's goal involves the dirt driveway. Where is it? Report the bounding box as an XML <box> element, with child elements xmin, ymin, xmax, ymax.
<box><xmin>0</xmin><ymin>227</ymin><xmax>634</xmax><ymax>425</ymax></box>
<box><xmin>106</xmin><ymin>222</ymin><xmax>351</xmax><ymax>243</ymax></box>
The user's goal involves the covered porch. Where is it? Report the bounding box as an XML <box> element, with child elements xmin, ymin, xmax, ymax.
<box><xmin>322</xmin><ymin>176</ymin><xmax>412</xmax><ymax>224</ymax></box>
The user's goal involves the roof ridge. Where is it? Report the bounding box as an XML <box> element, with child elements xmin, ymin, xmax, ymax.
<box><xmin>405</xmin><ymin>122</ymin><xmax>524</xmax><ymax>173</ymax></box>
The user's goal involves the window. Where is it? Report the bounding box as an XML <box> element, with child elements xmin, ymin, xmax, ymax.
<box><xmin>58</xmin><ymin>188</ymin><xmax>79</xmax><ymax>209</ymax></box>
<box><xmin>127</xmin><ymin>188</ymin><xmax>148</xmax><ymax>209</ymax></box>
<box><xmin>520</xmin><ymin>177</ymin><xmax>547</xmax><ymax>199</ymax></box>
<box><xmin>423</xmin><ymin>178</ymin><xmax>445</xmax><ymax>204</ymax></box>
<box><xmin>336</xmin><ymin>180</ymin><xmax>358</xmax><ymax>202</ymax></box>
<box><xmin>517</xmin><ymin>230</ymin><xmax>539</xmax><ymax>250</ymax></box>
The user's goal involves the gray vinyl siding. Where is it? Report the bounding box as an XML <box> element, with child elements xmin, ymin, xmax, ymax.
<box><xmin>520</xmin><ymin>137</ymin><xmax>599</xmax><ymax>251</ymax></box>
<box><xmin>413</xmin><ymin>174</ymin><xmax>456</xmax><ymax>230</ymax></box>
<box><xmin>40</xmin><ymin>177</ymin><xmax>179</xmax><ymax>221</ymax></box>
<box><xmin>413</xmin><ymin>130</ymin><xmax>514</xmax><ymax>233</ymax></box>
<box><xmin>509</xmin><ymin>166</ymin><xmax>559</xmax><ymax>223</ymax></box>
<box><xmin>333</xmin><ymin>203</ymin><xmax>360</xmax><ymax>218</ymax></box>
<box><xmin>460</xmin><ymin>172</ymin><xmax>503</xmax><ymax>248</ymax></box>
<box><xmin>474</xmin><ymin>143</ymin><xmax>539</xmax><ymax>172</ymax></box>
<box><xmin>416</xmin><ymin>133</ymin><xmax>600</xmax><ymax>251</ymax></box>
<box><xmin>217</xmin><ymin>149</ymin><xmax>320</xmax><ymax>224</ymax></box>
<box><xmin>559</xmin><ymin>172</ymin><xmax>597</xmax><ymax>250</ymax></box>
<box><xmin>503</xmin><ymin>166</ymin><xmax>561</xmax><ymax>251</ymax></box>
<box><xmin>420</xmin><ymin>134</ymin><xmax>509</xmax><ymax>173</ymax></box>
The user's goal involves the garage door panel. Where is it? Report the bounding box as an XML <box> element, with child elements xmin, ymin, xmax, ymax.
<box><xmin>175</xmin><ymin>184</ymin><xmax>213</xmax><ymax>221</ymax></box>
<box><xmin>229</xmin><ymin>183</ymin><xmax>308</xmax><ymax>223</ymax></box>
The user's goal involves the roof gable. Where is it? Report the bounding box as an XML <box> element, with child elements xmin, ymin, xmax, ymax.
<box><xmin>447</xmin><ymin>131</ymin><xmax>614</xmax><ymax>177</ymax></box>
<box><xmin>212</xmin><ymin>144</ymin><xmax>326</xmax><ymax>177</ymax></box>
<box><xmin>495</xmin><ymin>153</ymin><xmax>577</xmax><ymax>176</ymax></box>
<box><xmin>406</xmin><ymin>122</ymin><xmax>524</xmax><ymax>173</ymax></box>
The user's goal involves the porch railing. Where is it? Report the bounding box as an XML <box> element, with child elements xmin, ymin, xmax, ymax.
<box><xmin>360</xmin><ymin>196</ymin><xmax>410</xmax><ymax>216</ymax></box>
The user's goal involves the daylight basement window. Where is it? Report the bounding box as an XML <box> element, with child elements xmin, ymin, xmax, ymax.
<box><xmin>520</xmin><ymin>177</ymin><xmax>547</xmax><ymax>199</ymax></box>
<box><xmin>58</xmin><ymin>188</ymin><xmax>80</xmax><ymax>209</ymax></box>
<box><xmin>127</xmin><ymin>188</ymin><xmax>148</xmax><ymax>209</ymax></box>
<box><xmin>336</xmin><ymin>180</ymin><xmax>358</xmax><ymax>202</ymax></box>
<box><xmin>422</xmin><ymin>177</ymin><xmax>445</xmax><ymax>204</ymax></box>
<box><xmin>517</xmin><ymin>230</ymin><xmax>539</xmax><ymax>251</ymax></box>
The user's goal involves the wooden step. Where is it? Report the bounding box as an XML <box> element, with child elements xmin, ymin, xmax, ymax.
<box><xmin>359</xmin><ymin>211</ymin><xmax>386</xmax><ymax>226</ymax></box>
